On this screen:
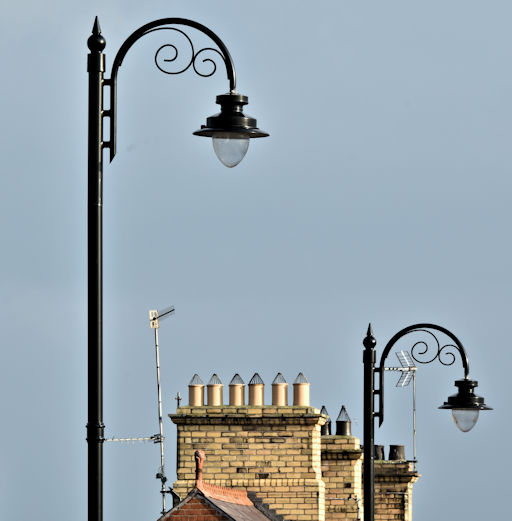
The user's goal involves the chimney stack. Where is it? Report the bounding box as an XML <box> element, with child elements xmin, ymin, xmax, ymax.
<box><xmin>248</xmin><ymin>373</ymin><xmax>264</xmax><ymax>405</ymax></box>
<box><xmin>293</xmin><ymin>372</ymin><xmax>310</xmax><ymax>406</ymax></box>
<box><xmin>229</xmin><ymin>374</ymin><xmax>245</xmax><ymax>406</ymax></box>
<box><xmin>188</xmin><ymin>374</ymin><xmax>205</xmax><ymax>406</ymax></box>
<box><xmin>336</xmin><ymin>405</ymin><xmax>352</xmax><ymax>435</ymax></box>
<box><xmin>320</xmin><ymin>405</ymin><xmax>331</xmax><ymax>435</ymax></box>
<box><xmin>207</xmin><ymin>374</ymin><xmax>223</xmax><ymax>406</ymax></box>
<box><xmin>272</xmin><ymin>373</ymin><xmax>288</xmax><ymax>406</ymax></box>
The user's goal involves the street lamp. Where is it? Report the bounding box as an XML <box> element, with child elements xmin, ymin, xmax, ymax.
<box><xmin>86</xmin><ymin>17</ymin><xmax>268</xmax><ymax>521</ymax></box>
<box><xmin>362</xmin><ymin>323</ymin><xmax>491</xmax><ymax>521</ymax></box>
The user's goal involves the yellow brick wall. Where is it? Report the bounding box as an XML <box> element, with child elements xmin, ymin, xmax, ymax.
<box><xmin>374</xmin><ymin>461</ymin><xmax>420</xmax><ymax>521</ymax></box>
<box><xmin>171</xmin><ymin>406</ymin><xmax>326</xmax><ymax>521</ymax></box>
<box><xmin>170</xmin><ymin>406</ymin><xmax>419</xmax><ymax>521</ymax></box>
<box><xmin>321</xmin><ymin>436</ymin><xmax>363</xmax><ymax>521</ymax></box>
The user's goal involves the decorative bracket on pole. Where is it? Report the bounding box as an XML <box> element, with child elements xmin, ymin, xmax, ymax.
<box><xmin>104</xmin><ymin>18</ymin><xmax>237</xmax><ymax>161</ymax></box>
<box><xmin>376</xmin><ymin>323</ymin><xmax>470</xmax><ymax>426</ymax></box>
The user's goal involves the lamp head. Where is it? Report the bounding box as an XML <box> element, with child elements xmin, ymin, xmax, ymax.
<box><xmin>194</xmin><ymin>93</ymin><xmax>268</xmax><ymax>167</ymax></box>
<box><xmin>439</xmin><ymin>378</ymin><xmax>492</xmax><ymax>432</ymax></box>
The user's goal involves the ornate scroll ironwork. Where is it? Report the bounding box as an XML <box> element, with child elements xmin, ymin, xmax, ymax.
<box><xmin>375</xmin><ymin>323</ymin><xmax>470</xmax><ymax>426</ymax></box>
<box><xmin>151</xmin><ymin>27</ymin><xmax>226</xmax><ymax>78</ymax></box>
<box><xmin>406</xmin><ymin>328</ymin><xmax>459</xmax><ymax>367</ymax></box>
<box><xmin>105</xmin><ymin>18</ymin><xmax>237</xmax><ymax>161</ymax></box>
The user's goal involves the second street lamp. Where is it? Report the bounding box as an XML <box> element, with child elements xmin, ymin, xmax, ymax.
<box><xmin>87</xmin><ymin>17</ymin><xmax>268</xmax><ymax>521</ymax></box>
<box><xmin>362</xmin><ymin>323</ymin><xmax>491</xmax><ymax>521</ymax></box>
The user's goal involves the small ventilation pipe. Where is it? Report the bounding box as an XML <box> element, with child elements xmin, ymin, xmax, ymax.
<box><xmin>320</xmin><ymin>405</ymin><xmax>331</xmax><ymax>435</ymax></box>
<box><xmin>293</xmin><ymin>372</ymin><xmax>310</xmax><ymax>406</ymax></box>
<box><xmin>272</xmin><ymin>373</ymin><xmax>288</xmax><ymax>406</ymax></box>
<box><xmin>207</xmin><ymin>374</ymin><xmax>223</xmax><ymax>406</ymax></box>
<box><xmin>188</xmin><ymin>374</ymin><xmax>205</xmax><ymax>406</ymax></box>
<box><xmin>248</xmin><ymin>373</ymin><xmax>264</xmax><ymax>405</ymax></box>
<box><xmin>229</xmin><ymin>374</ymin><xmax>245</xmax><ymax>406</ymax></box>
<box><xmin>336</xmin><ymin>405</ymin><xmax>352</xmax><ymax>435</ymax></box>
<box><xmin>389</xmin><ymin>445</ymin><xmax>406</xmax><ymax>461</ymax></box>
<box><xmin>374</xmin><ymin>445</ymin><xmax>385</xmax><ymax>460</ymax></box>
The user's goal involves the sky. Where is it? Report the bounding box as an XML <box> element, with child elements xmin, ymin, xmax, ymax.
<box><xmin>0</xmin><ymin>1</ymin><xmax>509</xmax><ymax>520</ymax></box>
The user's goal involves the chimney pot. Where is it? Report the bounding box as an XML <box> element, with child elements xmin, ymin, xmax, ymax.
<box><xmin>293</xmin><ymin>372</ymin><xmax>310</xmax><ymax>406</ymax></box>
<box><xmin>336</xmin><ymin>405</ymin><xmax>352</xmax><ymax>435</ymax></box>
<box><xmin>248</xmin><ymin>373</ymin><xmax>265</xmax><ymax>405</ymax></box>
<box><xmin>374</xmin><ymin>445</ymin><xmax>385</xmax><ymax>460</ymax></box>
<box><xmin>229</xmin><ymin>373</ymin><xmax>245</xmax><ymax>405</ymax></box>
<box><xmin>389</xmin><ymin>444</ymin><xmax>406</xmax><ymax>461</ymax></box>
<box><xmin>272</xmin><ymin>373</ymin><xmax>288</xmax><ymax>406</ymax></box>
<box><xmin>320</xmin><ymin>405</ymin><xmax>331</xmax><ymax>435</ymax></box>
<box><xmin>188</xmin><ymin>374</ymin><xmax>205</xmax><ymax>406</ymax></box>
<box><xmin>195</xmin><ymin>449</ymin><xmax>205</xmax><ymax>486</ymax></box>
<box><xmin>207</xmin><ymin>374</ymin><xmax>223</xmax><ymax>406</ymax></box>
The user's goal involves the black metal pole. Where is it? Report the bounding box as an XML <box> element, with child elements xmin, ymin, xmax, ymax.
<box><xmin>87</xmin><ymin>18</ymin><xmax>105</xmax><ymax>521</ymax></box>
<box><xmin>363</xmin><ymin>325</ymin><xmax>377</xmax><ymax>521</ymax></box>
<box><xmin>84</xmin><ymin>17</ymin><xmax>264</xmax><ymax>521</ymax></box>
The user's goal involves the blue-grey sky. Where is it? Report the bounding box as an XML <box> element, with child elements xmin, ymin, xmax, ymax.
<box><xmin>0</xmin><ymin>1</ymin><xmax>509</xmax><ymax>520</ymax></box>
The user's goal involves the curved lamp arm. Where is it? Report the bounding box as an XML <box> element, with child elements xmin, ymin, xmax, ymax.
<box><xmin>376</xmin><ymin>323</ymin><xmax>470</xmax><ymax>426</ymax></box>
<box><xmin>104</xmin><ymin>18</ymin><xmax>237</xmax><ymax>161</ymax></box>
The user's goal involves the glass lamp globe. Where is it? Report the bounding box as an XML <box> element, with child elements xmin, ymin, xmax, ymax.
<box><xmin>440</xmin><ymin>378</ymin><xmax>491</xmax><ymax>432</ymax></box>
<box><xmin>212</xmin><ymin>136</ymin><xmax>250</xmax><ymax>168</ymax></box>
<box><xmin>452</xmin><ymin>408</ymin><xmax>479</xmax><ymax>432</ymax></box>
<box><xmin>194</xmin><ymin>93</ymin><xmax>268</xmax><ymax>168</ymax></box>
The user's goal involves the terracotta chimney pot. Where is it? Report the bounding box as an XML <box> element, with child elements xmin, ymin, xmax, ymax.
<box><xmin>229</xmin><ymin>374</ymin><xmax>245</xmax><ymax>406</ymax></box>
<box><xmin>248</xmin><ymin>373</ymin><xmax>264</xmax><ymax>405</ymax></box>
<box><xmin>195</xmin><ymin>449</ymin><xmax>205</xmax><ymax>486</ymax></box>
<box><xmin>293</xmin><ymin>372</ymin><xmax>310</xmax><ymax>406</ymax></box>
<box><xmin>207</xmin><ymin>374</ymin><xmax>223</xmax><ymax>406</ymax></box>
<box><xmin>188</xmin><ymin>374</ymin><xmax>205</xmax><ymax>406</ymax></box>
<box><xmin>272</xmin><ymin>373</ymin><xmax>288</xmax><ymax>406</ymax></box>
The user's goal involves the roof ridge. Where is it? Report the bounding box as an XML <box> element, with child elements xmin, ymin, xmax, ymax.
<box><xmin>198</xmin><ymin>481</ymin><xmax>253</xmax><ymax>506</ymax></box>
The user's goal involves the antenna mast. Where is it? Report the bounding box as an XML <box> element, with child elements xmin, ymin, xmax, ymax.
<box><xmin>149</xmin><ymin>306</ymin><xmax>175</xmax><ymax>515</ymax></box>
<box><xmin>384</xmin><ymin>350</ymin><xmax>418</xmax><ymax>470</ymax></box>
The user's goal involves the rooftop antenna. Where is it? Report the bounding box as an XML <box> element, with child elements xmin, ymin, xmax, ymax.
<box><xmin>149</xmin><ymin>305</ymin><xmax>175</xmax><ymax>515</ymax></box>
<box><xmin>384</xmin><ymin>350</ymin><xmax>418</xmax><ymax>470</ymax></box>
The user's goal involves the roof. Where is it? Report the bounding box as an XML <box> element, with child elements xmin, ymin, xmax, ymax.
<box><xmin>161</xmin><ymin>485</ymin><xmax>276</xmax><ymax>521</ymax></box>
<box><xmin>160</xmin><ymin>449</ymin><xmax>285</xmax><ymax>521</ymax></box>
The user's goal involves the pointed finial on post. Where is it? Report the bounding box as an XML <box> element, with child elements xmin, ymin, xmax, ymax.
<box><xmin>88</xmin><ymin>16</ymin><xmax>106</xmax><ymax>52</ymax></box>
<box><xmin>92</xmin><ymin>16</ymin><xmax>101</xmax><ymax>35</ymax></box>
<box><xmin>363</xmin><ymin>323</ymin><xmax>377</xmax><ymax>349</ymax></box>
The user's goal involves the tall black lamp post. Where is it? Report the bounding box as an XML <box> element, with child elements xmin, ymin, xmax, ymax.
<box><xmin>87</xmin><ymin>17</ymin><xmax>268</xmax><ymax>521</ymax></box>
<box><xmin>362</xmin><ymin>323</ymin><xmax>491</xmax><ymax>521</ymax></box>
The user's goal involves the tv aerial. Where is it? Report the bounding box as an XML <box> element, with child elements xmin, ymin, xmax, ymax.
<box><xmin>104</xmin><ymin>305</ymin><xmax>175</xmax><ymax>516</ymax></box>
<box><xmin>149</xmin><ymin>306</ymin><xmax>175</xmax><ymax>515</ymax></box>
<box><xmin>384</xmin><ymin>350</ymin><xmax>418</xmax><ymax>469</ymax></box>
